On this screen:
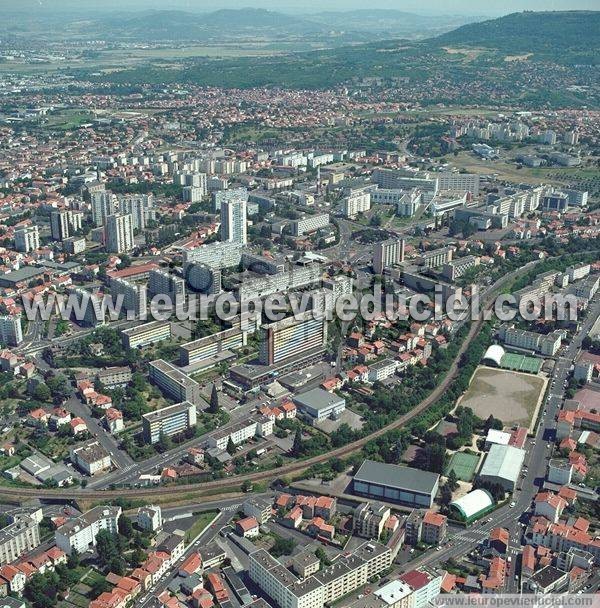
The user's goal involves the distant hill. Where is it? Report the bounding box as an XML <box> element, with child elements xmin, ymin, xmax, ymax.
<box><xmin>85</xmin><ymin>10</ymin><xmax>598</xmax><ymax>108</ymax></box>
<box><xmin>307</xmin><ymin>9</ymin><xmax>480</xmax><ymax>37</ymax></box>
<box><xmin>435</xmin><ymin>10</ymin><xmax>599</xmax><ymax>59</ymax></box>
<box><xmin>0</xmin><ymin>6</ymin><xmax>482</xmax><ymax>44</ymax></box>
<box><xmin>96</xmin><ymin>8</ymin><xmax>326</xmax><ymax>40</ymax></box>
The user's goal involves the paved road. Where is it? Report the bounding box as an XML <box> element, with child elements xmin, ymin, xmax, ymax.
<box><xmin>66</xmin><ymin>394</ymin><xmax>135</xmax><ymax>471</ymax></box>
<box><xmin>136</xmin><ymin>509</ymin><xmax>236</xmax><ymax>608</ymax></box>
<box><xmin>87</xmin><ymin>398</ymin><xmax>261</xmax><ymax>489</ymax></box>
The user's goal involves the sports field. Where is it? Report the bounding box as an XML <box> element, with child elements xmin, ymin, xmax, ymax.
<box><xmin>445</xmin><ymin>451</ymin><xmax>480</xmax><ymax>482</ymax></box>
<box><xmin>500</xmin><ymin>352</ymin><xmax>542</xmax><ymax>374</ymax></box>
<box><xmin>458</xmin><ymin>366</ymin><xmax>546</xmax><ymax>427</ymax></box>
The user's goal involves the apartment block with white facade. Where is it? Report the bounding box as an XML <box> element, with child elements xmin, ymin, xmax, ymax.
<box><xmin>0</xmin><ymin>513</ymin><xmax>40</xmax><ymax>565</ymax></box>
<box><xmin>14</xmin><ymin>225</ymin><xmax>40</xmax><ymax>253</ymax></box>
<box><xmin>55</xmin><ymin>506</ymin><xmax>121</xmax><ymax>554</ymax></box>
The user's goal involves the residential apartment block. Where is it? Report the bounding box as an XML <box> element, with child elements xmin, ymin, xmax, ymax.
<box><xmin>0</xmin><ymin>513</ymin><xmax>40</xmax><ymax>565</ymax></box>
<box><xmin>179</xmin><ymin>327</ymin><xmax>246</xmax><ymax>366</ymax></box>
<box><xmin>55</xmin><ymin>506</ymin><xmax>121</xmax><ymax>555</ymax></box>
<box><xmin>121</xmin><ymin>321</ymin><xmax>172</xmax><ymax>349</ymax></box>
<box><xmin>148</xmin><ymin>359</ymin><xmax>202</xmax><ymax>405</ymax></box>
<box><xmin>142</xmin><ymin>401</ymin><xmax>197</xmax><ymax>444</ymax></box>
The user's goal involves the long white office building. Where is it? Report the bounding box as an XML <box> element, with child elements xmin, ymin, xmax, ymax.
<box><xmin>148</xmin><ymin>359</ymin><xmax>202</xmax><ymax>405</ymax></box>
<box><xmin>121</xmin><ymin>320</ymin><xmax>171</xmax><ymax>349</ymax></box>
<box><xmin>183</xmin><ymin>241</ymin><xmax>243</xmax><ymax>270</ymax></box>
<box><xmin>237</xmin><ymin>264</ymin><xmax>322</xmax><ymax>302</ymax></box>
<box><xmin>179</xmin><ymin>327</ymin><xmax>246</xmax><ymax>366</ymax></box>
<box><xmin>249</xmin><ymin>540</ymin><xmax>392</xmax><ymax>608</ymax></box>
<box><xmin>110</xmin><ymin>277</ymin><xmax>147</xmax><ymax>316</ymax></box>
<box><xmin>290</xmin><ymin>213</ymin><xmax>330</xmax><ymax>236</ymax></box>
<box><xmin>0</xmin><ymin>513</ymin><xmax>40</xmax><ymax>565</ymax></box>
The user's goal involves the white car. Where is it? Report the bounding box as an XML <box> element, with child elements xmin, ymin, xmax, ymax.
<box><xmin>509</xmin><ymin>501</ymin><xmax>516</xmax><ymax>508</ymax></box>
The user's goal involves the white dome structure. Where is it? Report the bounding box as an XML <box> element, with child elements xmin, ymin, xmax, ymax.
<box><xmin>482</xmin><ymin>344</ymin><xmax>505</xmax><ymax>367</ymax></box>
<box><xmin>450</xmin><ymin>489</ymin><xmax>494</xmax><ymax>522</ymax></box>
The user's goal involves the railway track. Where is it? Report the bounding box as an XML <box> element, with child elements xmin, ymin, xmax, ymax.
<box><xmin>0</xmin><ymin>258</ymin><xmax>551</xmax><ymax>504</ymax></box>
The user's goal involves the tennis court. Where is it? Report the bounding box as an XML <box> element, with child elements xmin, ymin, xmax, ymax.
<box><xmin>445</xmin><ymin>451</ymin><xmax>480</xmax><ymax>482</ymax></box>
<box><xmin>500</xmin><ymin>352</ymin><xmax>542</xmax><ymax>374</ymax></box>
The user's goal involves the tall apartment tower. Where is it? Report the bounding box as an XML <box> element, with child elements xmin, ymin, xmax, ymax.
<box><xmin>148</xmin><ymin>268</ymin><xmax>186</xmax><ymax>301</ymax></box>
<box><xmin>258</xmin><ymin>312</ymin><xmax>327</xmax><ymax>366</ymax></box>
<box><xmin>105</xmin><ymin>213</ymin><xmax>134</xmax><ymax>254</ymax></box>
<box><xmin>50</xmin><ymin>210</ymin><xmax>83</xmax><ymax>241</ymax></box>
<box><xmin>14</xmin><ymin>225</ymin><xmax>40</xmax><ymax>252</ymax></box>
<box><xmin>0</xmin><ymin>315</ymin><xmax>23</xmax><ymax>346</ymax></box>
<box><xmin>373</xmin><ymin>238</ymin><xmax>405</xmax><ymax>274</ymax></box>
<box><xmin>118</xmin><ymin>194</ymin><xmax>154</xmax><ymax>231</ymax></box>
<box><xmin>91</xmin><ymin>191</ymin><xmax>115</xmax><ymax>227</ymax></box>
<box><xmin>221</xmin><ymin>198</ymin><xmax>247</xmax><ymax>245</ymax></box>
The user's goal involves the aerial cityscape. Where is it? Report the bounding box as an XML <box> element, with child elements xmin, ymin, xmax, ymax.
<box><xmin>0</xmin><ymin>2</ymin><xmax>599</xmax><ymax>608</ymax></box>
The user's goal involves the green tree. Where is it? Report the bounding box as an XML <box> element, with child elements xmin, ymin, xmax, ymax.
<box><xmin>33</xmin><ymin>383</ymin><xmax>51</xmax><ymax>402</ymax></box>
<box><xmin>118</xmin><ymin>515</ymin><xmax>134</xmax><ymax>538</ymax></box>
<box><xmin>67</xmin><ymin>549</ymin><xmax>80</xmax><ymax>569</ymax></box>
<box><xmin>208</xmin><ymin>384</ymin><xmax>220</xmax><ymax>414</ymax></box>
<box><xmin>424</xmin><ymin>442</ymin><xmax>447</xmax><ymax>474</ymax></box>
<box><xmin>227</xmin><ymin>436</ymin><xmax>236</xmax><ymax>456</ymax></box>
<box><xmin>315</xmin><ymin>547</ymin><xmax>331</xmax><ymax>567</ymax></box>
<box><xmin>291</xmin><ymin>428</ymin><xmax>303</xmax><ymax>457</ymax></box>
<box><xmin>440</xmin><ymin>483</ymin><xmax>453</xmax><ymax>506</ymax></box>
<box><xmin>447</xmin><ymin>469</ymin><xmax>459</xmax><ymax>492</ymax></box>
<box><xmin>90</xmin><ymin>578</ymin><xmax>111</xmax><ymax>597</ymax></box>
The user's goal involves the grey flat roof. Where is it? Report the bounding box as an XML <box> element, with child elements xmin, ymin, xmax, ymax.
<box><xmin>0</xmin><ymin>266</ymin><xmax>45</xmax><ymax>284</ymax></box>
<box><xmin>292</xmin><ymin>388</ymin><xmax>345</xmax><ymax>411</ymax></box>
<box><xmin>354</xmin><ymin>459</ymin><xmax>439</xmax><ymax>495</ymax></box>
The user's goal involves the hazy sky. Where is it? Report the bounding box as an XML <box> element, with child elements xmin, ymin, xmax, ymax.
<box><xmin>9</xmin><ymin>0</ymin><xmax>600</xmax><ymax>15</ymax></box>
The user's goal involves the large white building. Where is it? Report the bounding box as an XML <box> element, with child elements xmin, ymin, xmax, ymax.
<box><xmin>207</xmin><ymin>415</ymin><xmax>273</xmax><ymax>450</ymax></box>
<box><xmin>148</xmin><ymin>359</ymin><xmax>202</xmax><ymax>405</ymax></box>
<box><xmin>121</xmin><ymin>320</ymin><xmax>171</xmax><ymax>349</ymax></box>
<box><xmin>249</xmin><ymin>540</ymin><xmax>392</xmax><ymax>608</ymax></box>
<box><xmin>498</xmin><ymin>325</ymin><xmax>562</xmax><ymax>356</ymax></box>
<box><xmin>137</xmin><ymin>505</ymin><xmax>163</xmax><ymax>532</ymax></box>
<box><xmin>342</xmin><ymin>192</ymin><xmax>371</xmax><ymax>219</ymax></box>
<box><xmin>148</xmin><ymin>268</ymin><xmax>185</xmax><ymax>301</ymax></box>
<box><xmin>51</xmin><ymin>209</ymin><xmax>83</xmax><ymax>241</ymax></box>
<box><xmin>14</xmin><ymin>226</ymin><xmax>40</xmax><ymax>253</ymax></box>
<box><xmin>179</xmin><ymin>327</ymin><xmax>246</xmax><ymax>366</ymax></box>
<box><xmin>290</xmin><ymin>213</ymin><xmax>330</xmax><ymax>236</ymax></box>
<box><xmin>237</xmin><ymin>264</ymin><xmax>322</xmax><ymax>302</ymax></box>
<box><xmin>118</xmin><ymin>193</ymin><xmax>155</xmax><ymax>231</ymax></box>
<box><xmin>142</xmin><ymin>401</ymin><xmax>197</xmax><ymax>444</ymax></box>
<box><xmin>0</xmin><ymin>513</ymin><xmax>40</xmax><ymax>565</ymax></box>
<box><xmin>478</xmin><ymin>444</ymin><xmax>526</xmax><ymax>492</ymax></box>
<box><xmin>373</xmin><ymin>239</ymin><xmax>405</xmax><ymax>274</ymax></box>
<box><xmin>184</xmin><ymin>241</ymin><xmax>243</xmax><ymax>270</ymax></box>
<box><xmin>55</xmin><ymin>506</ymin><xmax>121</xmax><ymax>554</ymax></box>
<box><xmin>221</xmin><ymin>198</ymin><xmax>247</xmax><ymax>245</ymax></box>
<box><xmin>110</xmin><ymin>277</ymin><xmax>147</xmax><ymax>317</ymax></box>
<box><xmin>70</xmin><ymin>440</ymin><xmax>112</xmax><ymax>475</ymax></box>
<box><xmin>438</xmin><ymin>172</ymin><xmax>480</xmax><ymax>197</ymax></box>
<box><xmin>105</xmin><ymin>213</ymin><xmax>134</xmax><ymax>253</ymax></box>
<box><xmin>292</xmin><ymin>388</ymin><xmax>345</xmax><ymax>422</ymax></box>
<box><xmin>91</xmin><ymin>191</ymin><xmax>115</xmax><ymax>227</ymax></box>
<box><xmin>259</xmin><ymin>312</ymin><xmax>327</xmax><ymax>366</ymax></box>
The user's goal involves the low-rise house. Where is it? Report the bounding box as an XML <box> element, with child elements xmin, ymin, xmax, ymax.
<box><xmin>235</xmin><ymin>517</ymin><xmax>259</xmax><ymax>538</ymax></box>
<box><xmin>104</xmin><ymin>408</ymin><xmax>124</xmax><ymax>434</ymax></box>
